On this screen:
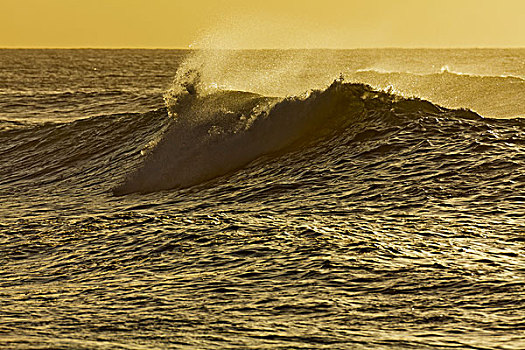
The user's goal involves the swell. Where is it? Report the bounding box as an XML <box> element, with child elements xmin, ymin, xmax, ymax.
<box><xmin>0</xmin><ymin>89</ymin><xmax>164</xmax><ymax>122</ymax></box>
<box><xmin>0</xmin><ymin>109</ymin><xmax>169</xmax><ymax>195</ymax></box>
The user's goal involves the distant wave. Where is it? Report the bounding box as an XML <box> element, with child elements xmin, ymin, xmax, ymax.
<box><xmin>347</xmin><ymin>68</ymin><xmax>525</xmax><ymax>118</ymax></box>
<box><xmin>355</xmin><ymin>67</ymin><xmax>525</xmax><ymax>81</ymax></box>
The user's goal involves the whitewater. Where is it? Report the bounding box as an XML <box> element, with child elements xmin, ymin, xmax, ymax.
<box><xmin>0</xmin><ymin>48</ymin><xmax>524</xmax><ymax>349</ymax></box>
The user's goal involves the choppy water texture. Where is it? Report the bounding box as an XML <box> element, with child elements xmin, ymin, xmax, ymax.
<box><xmin>0</xmin><ymin>49</ymin><xmax>524</xmax><ymax>349</ymax></box>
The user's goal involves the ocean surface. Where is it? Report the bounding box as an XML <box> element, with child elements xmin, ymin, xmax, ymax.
<box><xmin>0</xmin><ymin>48</ymin><xmax>524</xmax><ymax>349</ymax></box>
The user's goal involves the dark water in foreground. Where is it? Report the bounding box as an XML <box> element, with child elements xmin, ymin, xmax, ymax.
<box><xmin>0</xmin><ymin>49</ymin><xmax>524</xmax><ymax>349</ymax></box>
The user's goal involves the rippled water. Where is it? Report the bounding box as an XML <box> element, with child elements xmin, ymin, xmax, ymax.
<box><xmin>0</xmin><ymin>49</ymin><xmax>524</xmax><ymax>349</ymax></box>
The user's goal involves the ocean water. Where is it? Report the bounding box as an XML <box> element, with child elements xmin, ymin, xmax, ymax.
<box><xmin>0</xmin><ymin>48</ymin><xmax>524</xmax><ymax>349</ymax></box>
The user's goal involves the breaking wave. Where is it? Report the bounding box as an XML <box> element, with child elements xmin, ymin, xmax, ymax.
<box><xmin>113</xmin><ymin>73</ymin><xmax>483</xmax><ymax>194</ymax></box>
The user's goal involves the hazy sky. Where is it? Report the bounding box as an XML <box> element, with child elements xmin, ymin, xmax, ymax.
<box><xmin>2</xmin><ymin>0</ymin><xmax>524</xmax><ymax>48</ymax></box>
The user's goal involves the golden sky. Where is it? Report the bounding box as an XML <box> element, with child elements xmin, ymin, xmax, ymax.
<box><xmin>1</xmin><ymin>0</ymin><xmax>524</xmax><ymax>48</ymax></box>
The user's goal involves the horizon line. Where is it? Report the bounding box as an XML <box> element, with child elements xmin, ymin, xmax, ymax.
<box><xmin>1</xmin><ymin>46</ymin><xmax>524</xmax><ymax>50</ymax></box>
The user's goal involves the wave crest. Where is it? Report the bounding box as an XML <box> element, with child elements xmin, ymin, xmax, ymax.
<box><xmin>113</xmin><ymin>78</ymin><xmax>452</xmax><ymax>195</ymax></box>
